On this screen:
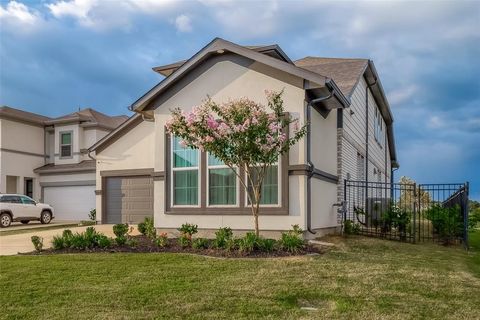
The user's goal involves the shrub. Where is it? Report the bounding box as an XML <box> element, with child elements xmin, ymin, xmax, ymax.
<box><xmin>113</xmin><ymin>223</ymin><xmax>129</xmax><ymax>238</ymax></box>
<box><xmin>280</xmin><ymin>225</ymin><xmax>304</xmax><ymax>253</ymax></box>
<box><xmin>257</xmin><ymin>238</ymin><xmax>277</xmax><ymax>252</ymax></box>
<box><xmin>70</xmin><ymin>233</ymin><xmax>90</xmax><ymax>250</ymax></box>
<box><xmin>213</xmin><ymin>227</ymin><xmax>233</xmax><ymax>249</ymax></box>
<box><xmin>52</xmin><ymin>235</ymin><xmax>65</xmax><ymax>250</ymax></box>
<box><xmin>138</xmin><ymin>222</ymin><xmax>147</xmax><ymax>235</ymax></box>
<box><xmin>225</xmin><ymin>238</ymin><xmax>240</xmax><ymax>251</ymax></box>
<box><xmin>31</xmin><ymin>236</ymin><xmax>43</xmax><ymax>252</ymax></box>
<box><xmin>140</xmin><ymin>217</ymin><xmax>156</xmax><ymax>239</ymax></box>
<box><xmin>238</xmin><ymin>232</ymin><xmax>258</xmax><ymax>253</ymax></box>
<box><xmin>62</xmin><ymin>229</ymin><xmax>73</xmax><ymax>247</ymax></box>
<box><xmin>468</xmin><ymin>208</ymin><xmax>480</xmax><ymax>230</ymax></box>
<box><xmin>154</xmin><ymin>233</ymin><xmax>168</xmax><ymax>247</ymax></box>
<box><xmin>113</xmin><ymin>223</ymin><xmax>129</xmax><ymax>245</ymax></box>
<box><xmin>425</xmin><ymin>204</ymin><xmax>463</xmax><ymax>244</ymax></box>
<box><xmin>178</xmin><ymin>223</ymin><xmax>198</xmax><ymax>239</ymax></box>
<box><xmin>178</xmin><ymin>235</ymin><xmax>191</xmax><ymax>248</ymax></box>
<box><xmin>126</xmin><ymin>238</ymin><xmax>138</xmax><ymax>248</ymax></box>
<box><xmin>84</xmin><ymin>227</ymin><xmax>97</xmax><ymax>247</ymax></box>
<box><xmin>96</xmin><ymin>235</ymin><xmax>112</xmax><ymax>249</ymax></box>
<box><xmin>88</xmin><ymin>209</ymin><xmax>96</xmax><ymax>221</ymax></box>
<box><xmin>115</xmin><ymin>236</ymin><xmax>127</xmax><ymax>246</ymax></box>
<box><xmin>192</xmin><ymin>238</ymin><xmax>209</xmax><ymax>249</ymax></box>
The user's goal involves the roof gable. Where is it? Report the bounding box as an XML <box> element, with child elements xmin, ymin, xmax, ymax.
<box><xmin>132</xmin><ymin>38</ymin><xmax>349</xmax><ymax>112</ymax></box>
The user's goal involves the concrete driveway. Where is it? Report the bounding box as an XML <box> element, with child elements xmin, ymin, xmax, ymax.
<box><xmin>0</xmin><ymin>224</ymin><xmax>138</xmax><ymax>256</ymax></box>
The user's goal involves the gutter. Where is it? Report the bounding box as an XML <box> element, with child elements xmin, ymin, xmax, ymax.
<box><xmin>305</xmin><ymin>87</ymin><xmax>334</xmax><ymax>235</ymax></box>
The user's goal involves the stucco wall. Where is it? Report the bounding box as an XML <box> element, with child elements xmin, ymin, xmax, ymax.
<box><xmin>0</xmin><ymin>119</ymin><xmax>45</xmax><ymax>200</ymax></box>
<box><xmin>94</xmin><ymin>120</ymin><xmax>156</xmax><ymax>221</ymax></box>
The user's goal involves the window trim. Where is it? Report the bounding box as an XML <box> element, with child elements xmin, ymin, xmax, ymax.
<box><xmin>59</xmin><ymin>130</ymin><xmax>73</xmax><ymax>159</ymax></box>
<box><xmin>170</xmin><ymin>136</ymin><xmax>201</xmax><ymax>208</ymax></box>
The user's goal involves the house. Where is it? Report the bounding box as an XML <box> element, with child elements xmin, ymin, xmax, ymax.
<box><xmin>0</xmin><ymin>106</ymin><xmax>128</xmax><ymax>221</ymax></box>
<box><xmin>89</xmin><ymin>38</ymin><xmax>398</xmax><ymax>238</ymax></box>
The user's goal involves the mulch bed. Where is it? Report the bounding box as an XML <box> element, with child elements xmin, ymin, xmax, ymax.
<box><xmin>23</xmin><ymin>235</ymin><xmax>326</xmax><ymax>258</ymax></box>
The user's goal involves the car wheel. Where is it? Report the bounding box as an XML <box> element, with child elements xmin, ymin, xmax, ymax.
<box><xmin>0</xmin><ymin>213</ymin><xmax>12</xmax><ymax>228</ymax></box>
<box><xmin>21</xmin><ymin>220</ymin><xmax>30</xmax><ymax>225</ymax></box>
<box><xmin>40</xmin><ymin>211</ymin><xmax>52</xmax><ymax>224</ymax></box>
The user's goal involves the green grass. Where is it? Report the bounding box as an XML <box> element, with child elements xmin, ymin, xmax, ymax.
<box><xmin>1</xmin><ymin>234</ymin><xmax>479</xmax><ymax>320</ymax></box>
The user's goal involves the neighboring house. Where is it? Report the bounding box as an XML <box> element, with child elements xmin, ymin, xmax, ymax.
<box><xmin>0</xmin><ymin>106</ymin><xmax>128</xmax><ymax>221</ymax></box>
<box><xmin>89</xmin><ymin>38</ymin><xmax>398</xmax><ymax>237</ymax></box>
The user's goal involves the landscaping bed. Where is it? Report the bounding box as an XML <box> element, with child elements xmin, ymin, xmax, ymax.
<box><xmin>26</xmin><ymin>219</ymin><xmax>324</xmax><ymax>258</ymax></box>
<box><xmin>24</xmin><ymin>234</ymin><xmax>324</xmax><ymax>257</ymax></box>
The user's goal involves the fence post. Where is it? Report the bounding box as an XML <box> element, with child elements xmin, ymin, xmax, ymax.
<box><xmin>413</xmin><ymin>183</ymin><xmax>417</xmax><ymax>244</ymax></box>
<box><xmin>343</xmin><ymin>179</ymin><xmax>347</xmax><ymax>224</ymax></box>
<box><xmin>464</xmin><ymin>182</ymin><xmax>470</xmax><ymax>249</ymax></box>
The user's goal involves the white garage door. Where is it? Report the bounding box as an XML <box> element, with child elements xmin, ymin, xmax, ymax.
<box><xmin>44</xmin><ymin>186</ymin><xmax>95</xmax><ymax>221</ymax></box>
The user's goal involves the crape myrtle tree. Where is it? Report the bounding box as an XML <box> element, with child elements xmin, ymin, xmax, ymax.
<box><xmin>166</xmin><ymin>91</ymin><xmax>307</xmax><ymax>236</ymax></box>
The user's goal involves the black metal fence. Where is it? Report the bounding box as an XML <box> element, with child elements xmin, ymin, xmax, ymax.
<box><xmin>343</xmin><ymin>180</ymin><xmax>469</xmax><ymax>246</ymax></box>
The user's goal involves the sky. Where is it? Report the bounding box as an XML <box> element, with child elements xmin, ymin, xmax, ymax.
<box><xmin>0</xmin><ymin>0</ymin><xmax>479</xmax><ymax>199</ymax></box>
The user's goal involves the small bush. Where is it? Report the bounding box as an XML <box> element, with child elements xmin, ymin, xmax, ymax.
<box><xmin>213</xmin><ymin>227</ymin><xmax>233</xmax><ymax>249</ymax></box>
<box><xmin>126</xmin><ymin>238</ymin><xmax>138</xmax><ymax>248</ymax></box>
<box><xmin>178</xmin><ymin>223</ymin><xmax>198</xmax><ymax>239</ymax></box>
<box><xmin>62</xmin><ymin>229</ymin><xmax>73</xmax><ymax>247</ymax></box>
<box><xmin>225</xmin><ymin>238</ymin><xmax>240</xmax><ymax>251</ymax></box>
<box><xmin>344</xmin><ymin>220</ymin><xmax>360</xmax><ymax>235</ymax></box>
<box><xmin>178</xmin><ymin>235</ymin><xmax>191</xmax><ymax>248</ymax></box>
<box><xmin>154</xmin><ymin>233</ymin><xmax>168</xmax><ymax>247</ymax></box>
<box><xmin>192</xmin><ymin>238</ymin><xmax>209</xmax><ymax>249</ymax></box>
<box><xmin>96</xmin><ymin>235</ymin><xmax>112</xmax><ymax>248</ymax></box>
<box><xmin>115</xmin><ymin>236</ymin><xmax>127</xmax><ymax>246</ymax></box>
<box><xmin>113</xmin><ymin>224</ymin><xmax>129</xmax><ymax>245</ymax></box>
<box><xmin>141</xmin><ymin>217</ymin><xmax>156</xmax><ymax>239</ymax></box>
<box><xmin>257</xmin><ymin>238</ymin><xmax>277</xmax><ymax>252</ymax></box>
<box><xmin>280</xmin><ymin>225</ymin><xmax>304</xmax><ymax>253</ymax></box>
<box><xmin>426</xmin><ymin>204</ymin><xmax>463</xmax><ymax>244</ymax></box>
<box><xmin>70</xmin><ymin>233</ymin><xmax>90</xmax><ymax>250</ymax></box>
<box><xmin>138</xmin><ymin>222</ymin><xmax>147</xmax><ymax>235</ymax></box>
<box><xmin>31</xmin><ymin>236</ymin><xmax>43</xmax><ymax>252</ymax></box>
<box><xmin>52</xmin><ymin>235</ymin><xmax>65</xmax><ymax>250</ymax></box>
<box><xmin>88</xmin><ymin>209</ymin><xmax>96</xmax><ymax>221</ymax></box>
<box><xmin>238</xmin><ymin>232</ymin><xmax>258</xmax><ymax>253</ymax></box>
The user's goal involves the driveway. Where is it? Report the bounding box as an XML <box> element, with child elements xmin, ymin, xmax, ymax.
<box><xmin>0</xmin><ymin>224</ymin><xmax>138</xmax><ymax>256</ymax></box>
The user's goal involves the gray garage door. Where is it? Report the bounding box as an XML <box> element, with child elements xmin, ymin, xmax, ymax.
<box><xmin>105</xmin><ymin>176</ymin><xmax>153</xmax><ymax>224</ymax></box>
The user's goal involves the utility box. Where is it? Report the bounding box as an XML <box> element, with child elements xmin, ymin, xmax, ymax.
<box><xmin>365</xmin><ymin>198</ymin><xmax>391</xmax><ymax>228</ymax></box>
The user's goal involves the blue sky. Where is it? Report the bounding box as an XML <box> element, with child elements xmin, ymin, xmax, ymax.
<box><xmin>1</xmin><ymin>0</ymin><xmax>479</xmax><ymax>199</ymax></box>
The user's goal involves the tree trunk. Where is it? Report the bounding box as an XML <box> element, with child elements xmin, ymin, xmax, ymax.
<box><xmin>251</xmin><ymin>187</ymin><xmax>261</xmax><ymax>237</ymax></box>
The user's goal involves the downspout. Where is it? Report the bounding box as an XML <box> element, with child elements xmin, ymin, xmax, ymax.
<box><xmin>365</xmin><ymin>76</ymin><xmax>377</xmax><ymax>184</ymax></box>
<box><xmin>306</xmin><ymin>87</ymin><xmax>334</xmax><ymax>234</ymax></box>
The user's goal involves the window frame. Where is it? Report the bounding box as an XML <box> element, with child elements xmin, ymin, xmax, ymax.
<box><xmin>59</xmin><ymin>131</ymin><xmax>73</xmax><ymax>158</ymax></box>
<box><xmin>164</xmin><ymin>132</ymin><xmax>289</xmax><ymax>216</ymax></box>
<box><xmin>206</xmin><ymin>153</ymin><xmax>239</xmax><ymax>208</ymax></box>
<box><xmin>170</xmin><ymin>136</ymin><xmax>201</xmax><ymax>208</ymax></box>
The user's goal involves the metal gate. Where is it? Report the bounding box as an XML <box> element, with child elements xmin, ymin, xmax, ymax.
<box><xmin>343</xmin><ymin>180</ymin><xmax>469</xmax><ymax>246</ymax></box>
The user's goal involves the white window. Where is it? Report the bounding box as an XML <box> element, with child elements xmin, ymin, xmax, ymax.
<box><xmin>60</xmin><ymin>132</ymin><xmax>72</xmax><ymax>157</ymax></box>
<box><xmin>171</xmin><ymin>136</ymin><xmax>199</xmax><ymax>206</ymax></box>
<box><xmin>207</xmin><ymin>154</ymin><xmax>238</xmax><ymax>206</ymax></box>
<box><xmin>374</xmin><ymin>108</ymin><xmax>384</xmax><ymax>147</ymax></box>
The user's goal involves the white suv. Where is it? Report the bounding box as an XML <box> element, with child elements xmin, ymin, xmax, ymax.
<box><xmin>0</xmin><ymin>194</ymin><xmax>54</xmax><ymax>228</ymax></box>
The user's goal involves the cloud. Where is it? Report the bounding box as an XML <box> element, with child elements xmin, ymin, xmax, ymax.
<box><xmin>0</xmin><ymin>1</ymin><xmax>41</xmax><ymax>29</ymax></box>
<box><xmin>174</xmin><ymin>14</ymin><xmax>192</xmax><ymax>32</ymax></box>
<box><xmin>388</xmin><ymin>85</ymin><xmax>419</xmax><ymax>106</ymax></box>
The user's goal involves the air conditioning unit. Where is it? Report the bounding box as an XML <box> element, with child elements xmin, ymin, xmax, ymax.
<box><xmin>365</xmin><ymin>197</ymin><xmax>391</xmax><ymax>228</ymax></box>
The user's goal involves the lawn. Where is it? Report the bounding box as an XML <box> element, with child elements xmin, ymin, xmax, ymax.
<box><xmin>1</xmin><ymin>234</ymin><xmax>479</xmax><ymax>320</ymax></box>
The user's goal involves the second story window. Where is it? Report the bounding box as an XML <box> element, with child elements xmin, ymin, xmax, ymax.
<box><xmin>60</xmin><ymin>132</ymin><xmax>72</xmax><ymax>157</ymax></box>
<box><xmin>374</xmin><ymin>108</ymin><xmax>384</xmax><ymax>147</ymax></box>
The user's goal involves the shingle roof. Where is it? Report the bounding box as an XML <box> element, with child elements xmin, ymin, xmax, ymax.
<box><xmin>34</xmin><ymin>160</ymin><xmax>96</xmax><ymax>174</ymax></box>
<box><xmin>46</xmin><ymin>108</ymin><xmax>128</xmax><ymax>129</ymax></box>
<box><xmin>294</xmin><ymin>57</ymin><xmax>368</xmax><ymax>97</ymax></box>
<box><xmin>0</xmin><ymin>106</ymin><xmax>52</xmax><ymax>125</ymax></box>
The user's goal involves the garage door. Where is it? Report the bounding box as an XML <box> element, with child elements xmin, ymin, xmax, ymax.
<box><xmin>105</xmin><ymin>176</ymin><xmax>153</xmax><ymax>224</ymax></box>
<box><xmin>44</xmin><ymin>186</ymin><xmax>95</xmax><ymax>221</ymax></box>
